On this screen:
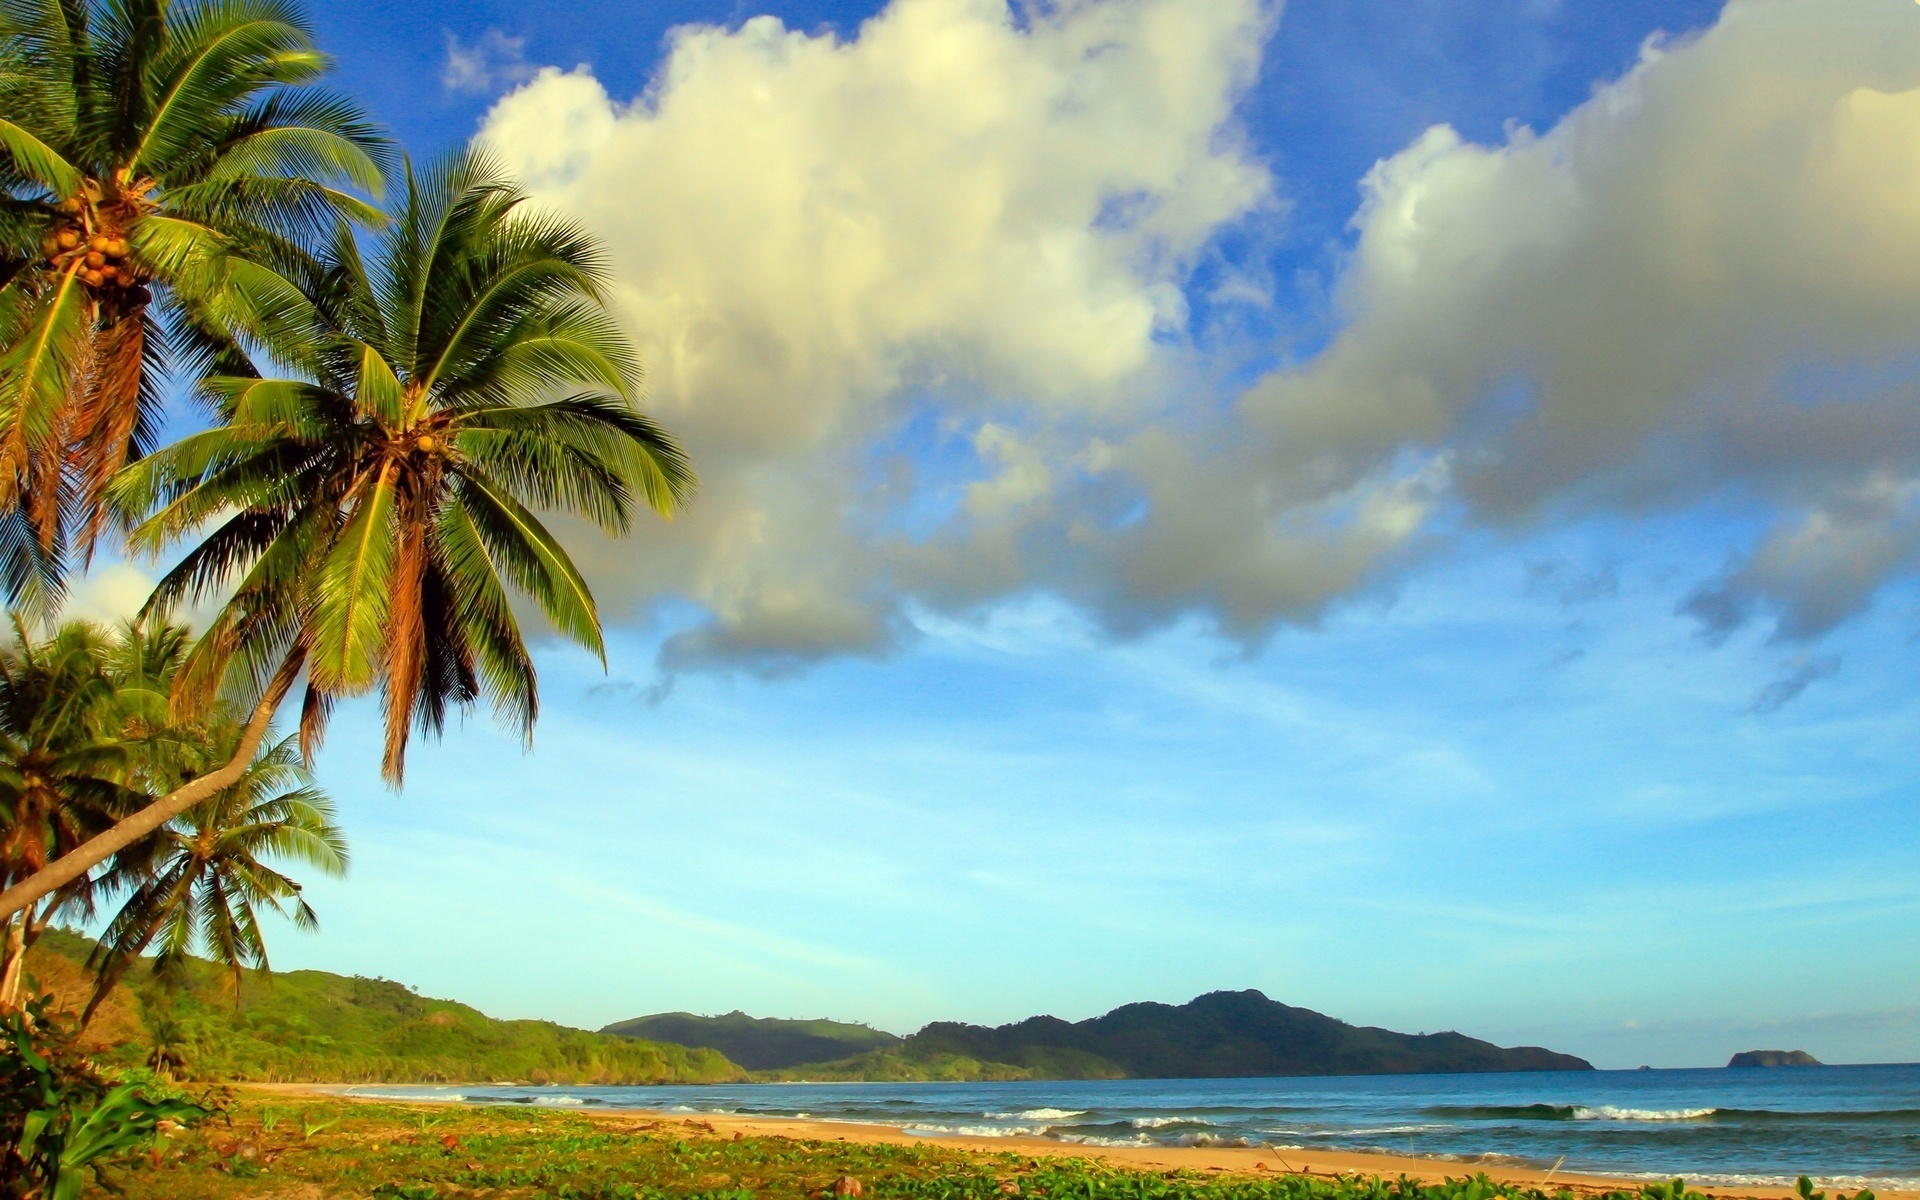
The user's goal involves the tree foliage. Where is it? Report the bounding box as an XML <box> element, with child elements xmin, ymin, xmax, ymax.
<box><xmin>119</xmin><ymin>147</ymin><xmax>694</xmax><ymax>782</ymax></box>
<box><xmin>0</xmin><ymin>0</ymin><xmax>389</xmax><ymax>608</ymax></box>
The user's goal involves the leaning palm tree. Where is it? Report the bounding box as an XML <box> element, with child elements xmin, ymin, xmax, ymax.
<box><xmin>0</xmin><ymin>147</ymin><xmax>693</xmax><ymax>922</ymax></box>
<box><xmin>83</xmin><ymin>731</ymin><xmax>345</xmax><ymax>1026</ymax></box>
<box><xmin>0</xmin><ymin>0</ymin><xmax>388</xmax><ymax>605</ymax></box>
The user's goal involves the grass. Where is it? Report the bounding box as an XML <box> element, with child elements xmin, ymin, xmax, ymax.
<box><xmin>101</xmin><ymin>1095</ymin><xmax>1841</xmax><ymax>1200</ymax></box>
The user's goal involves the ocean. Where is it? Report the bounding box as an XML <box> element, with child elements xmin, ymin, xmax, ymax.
<box><xmin>350</xmin><ymin>1066</ymin><xmax>1920</xmax><ymax>1190</ymax></box>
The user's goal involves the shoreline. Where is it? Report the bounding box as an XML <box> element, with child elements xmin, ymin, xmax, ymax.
<box><xmin>237</xmin><ymin>1083</ymin><xmax>1916</xmax><ymax>1200</ymax></box>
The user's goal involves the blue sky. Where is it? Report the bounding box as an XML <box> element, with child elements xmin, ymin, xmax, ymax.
<box><xmin>81</xmin><ymin>0</ymin><xmax>1920</xmax><ymax>1070</ymax></box>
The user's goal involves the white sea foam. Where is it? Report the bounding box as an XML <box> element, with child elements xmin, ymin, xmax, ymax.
<box><xmin>532</xmin><ymin>1096</ymin><xmax>588</xmax><ymax>1106</ymax></box>
<box><xmin>1056</xmin><ymin>1133</ymin><xmax>1156</xmax><ymax>1147</ymax></box>
<box><xmin>1572</xmin><ymin>1107</ymin><xmax>1716</xmax><ymax>1122</ymax></box>
<box><xmin>986</xmin><ymin>1109</ymin><xmax>1088</xmax><ymax>1121</ymax></box>
<box><xmin>1169</xmin><ymin>1133</ymin><xmax>1253</xmax><ymax>1148</ymax></box>
<box><xmin>906</xmin><ymin>1123</ymin><xmax>1047</xmax><ymax>1138</ymax></box>
<box><xmin>1131</xmin><ymin>1116</ymin><xmax>1192</xmax><ymax>1129</ymax></box>
<box><xmin>1688</xmin><ymin>1176</ymin><xmax>1920</xmax><ymax>1192</ymax></box>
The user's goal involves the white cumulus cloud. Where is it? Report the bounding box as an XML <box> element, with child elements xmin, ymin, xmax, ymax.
<box><xmin>479</xmin><ymin>0</ymin><xmax>1274</xmax><ymax>669</ymax></box>
<box><xmin>477</xmin><ymin>0</ymin><xmax>1920</xmax><ymax>673</ymax></box>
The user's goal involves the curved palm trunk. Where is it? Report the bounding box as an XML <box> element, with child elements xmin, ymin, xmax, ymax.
<box><xmin>0</xmin><ymin>649</ymin><xmax>305</xmax><ymax>923</ymax></box>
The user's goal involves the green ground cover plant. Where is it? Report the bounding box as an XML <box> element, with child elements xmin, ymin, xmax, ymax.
<box><xmin>105</xmin><ymin>1095</ymin><xmax>1865</xmax><ymax>1200</ymax></box>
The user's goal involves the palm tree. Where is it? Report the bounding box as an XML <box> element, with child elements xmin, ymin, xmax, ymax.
<box><xmin>0</xmin><ymin>146</ymin><xmax>694</xmax><ymax>922</ymax></box>
<box><xmin>0</xmin><ymin>615</ymin><xmax>147</xmax><ymax>1004</ymax></box>
<box><xmin>83</xmin><ymin>730</ymin><xmax>345</xmax><ymax>1026</ymax></box>
<box><xmin>126</xmin><ymin>147</ymin><xmax>695</xmax><ymax>779</ymax></box>
<box><xmin>0</xmin><ymin>0</ymin><xmax>389</xmax><ymax>606</ymax></box>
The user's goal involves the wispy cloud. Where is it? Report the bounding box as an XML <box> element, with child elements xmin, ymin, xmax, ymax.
<box><xmin>443</xmin><ymin>29</ymin><xmax>535</xmax><ymax>95</ymax></box>
<box><xmin>1750</xmin><ymin>655</ymin><xmax>1842</xmax><ymax>714</ymax></box>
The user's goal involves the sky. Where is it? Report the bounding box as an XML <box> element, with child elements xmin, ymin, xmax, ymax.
<box><xmin>70</xmin><ymin>0</ymin><xmax>1920</xmax><ymax>1070</ymax></box>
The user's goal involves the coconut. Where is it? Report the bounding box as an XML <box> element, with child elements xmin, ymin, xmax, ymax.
<box><xmin>82</xmin><ymin>270</ymin><xmax>104</xmax><ymax>287</ymax></box>
<box><xmin>89</xmin><ymin>235</ymin><xmax>110</xmax><ymax>253</ymax></box>
<box><xmin>56</xmin><ymin>197</ymin><xmax>81</xmax><ymax>214</ymax></box>
<box><xmin>84</xmin><ymin>251</ymin><xmax>104</xmax><ymax>268</ymax></box>
<box><xmin>416</xmin><ymin>435</ymin><xmax>436</xmax><ymax>452</ymax></box>
<box><xmin>54</xmin><ymin>229</ymin><xmax>79</xmax><ymax>250</ymax></box>
<box><xmin>41</xmin><ymin>236</ymin><xmax>60</xmax><ymax>258</ymax></box>
<box><xmin>105</xmin><ymin>238</ymin><xmax>128</xmax><ymax>258</ymax></box>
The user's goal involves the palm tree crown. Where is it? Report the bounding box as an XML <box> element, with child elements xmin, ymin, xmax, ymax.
<box><xmin>118</xmin><ymin>148</ymin><xmax>695</xmax><ymax>782</ymax></box>
<box><xmin>86</xmin><ymin>730</ymin><xmax>344</xmax><ymax>1019</ymax></box>
<box><xmin>0</xmin><ymin>0</ymin><xmax>389</xmax><ymax>605</ymax></box>
<box><xmin>0</xmin><ymin>616</ymin><xmax>142</xmax><ymax>893</ymax></box>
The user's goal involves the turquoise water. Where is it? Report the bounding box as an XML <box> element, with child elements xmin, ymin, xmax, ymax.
<box><xmin>353</xmin><ymin>1066</ymin><xmax>1920</xmax><ymax>1189</ymax></box>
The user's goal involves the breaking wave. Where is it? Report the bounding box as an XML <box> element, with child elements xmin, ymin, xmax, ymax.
<box><xmin>985</xmin><ymin>1109</ymin><xmax>1089</xmax><ymax>1121</ymax></box>
<box><xmin>1430</xmin><ymin>1105</ymin><xmax>1920</xmax><ymax>1124</ymax></box>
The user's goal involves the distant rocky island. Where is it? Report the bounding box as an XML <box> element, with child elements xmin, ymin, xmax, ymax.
<box><xmin>1727</xmin><ymin>1049</ymin><xmax>1823</xmax><ymax>1067</ymax></box>
<box><xmin>604</xmin><ymin>989</ymin><xmax>1594</xmax><ymax>1080</ymax></box>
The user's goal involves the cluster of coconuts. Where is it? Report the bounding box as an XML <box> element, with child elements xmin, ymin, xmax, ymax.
<box><xmin>40</xmin><ymin>196</ymin><xmax>132</xmax><ymax>290</ymax></box>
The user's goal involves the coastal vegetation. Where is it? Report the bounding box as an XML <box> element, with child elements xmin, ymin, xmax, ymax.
<box><xmin>0</xmin><ymin>0</ymin><xmax>695</xmax><ymax>1181</ymax></box>
<box><xmin>613</xmin><ymin>992</ymin><xmax>1591</xmax><ymax>1082</ymax></box>
<box><xmin>0</xmin><ymin>0</ymin><xmax>389</xmax><ymax>607</ymax></box>
<box><xmin>22</xmin><ymin>929</ymin><xmax>742</xmax><ymax>1085</ymax></box>
<box><xmin>0</xmin><ymin>0</ymin><xmax>692</xmax><ymax>930</ymax></box>
<box><xmin>98</xmin><ymin>1095</ymin><xmax>1870</xmax><ymax>1200</ymax></box>
<box><xmin>599</xmin><ymin>1012</ymin><xmax>901</xmax><ymax>1072</ymax></box>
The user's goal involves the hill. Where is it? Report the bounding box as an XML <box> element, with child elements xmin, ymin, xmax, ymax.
<box><xmin>22</xmin><ymin>930</ymin><xmax>745</xmax><ymax>1085</ymax></box>
<box><xmin>601</xmin><ymin>1011</ymin><xmax>899</xmax><ymax>1069</ymax></box>
<box><xmin>652</xmin><ymin>990</ymin><xmax>1593</xmax><ymax>1080</ymax></box>
<box><xmin>904</xmin><ymin>990</ymin><xmax>1591</xmax><ymax>1077</ymax></box>
<box><xmin>1728</xmin><ymin>1049</ymin><xmax>1823</xmax><ymax>1067</ymax></box>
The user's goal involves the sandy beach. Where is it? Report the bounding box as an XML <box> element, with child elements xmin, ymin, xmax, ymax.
<box><xmin>242</xmin><ymin>1084</ymin><xmax>1911</xmax><ymax>1200</ymax></box>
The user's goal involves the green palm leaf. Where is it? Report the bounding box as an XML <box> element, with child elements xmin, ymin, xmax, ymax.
<box><xmin>0</xmin><ymin>116</ymin><xmax>78</xmax><ymax>195</ymax></box>
<box><xmin>0</xmin><ymin>0</ymin><xmax>388</xmax><ymax>597</ymax></box>
<box><xmin>305</xmin><ymin>463</ymin><xmax>394</xmax><ymax>691</ymax></box>
<box><xmin>119</xmin><ymin>146</ymin><xmax>692</xmax><ymax>783</ymax></box>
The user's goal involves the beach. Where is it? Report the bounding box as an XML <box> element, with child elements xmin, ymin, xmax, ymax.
<box><xmin>244</xmin><ymin>1083</ymin><xmax>1916</xmax><ymax>1200</ymax></box>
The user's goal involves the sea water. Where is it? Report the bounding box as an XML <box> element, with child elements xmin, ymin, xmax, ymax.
<box><xmin>350</xmin><ymin>1066</ymin><xmax>1920</xmax><ymax>1190</ymax></box>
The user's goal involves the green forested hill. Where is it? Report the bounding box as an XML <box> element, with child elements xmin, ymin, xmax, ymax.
<box><xmin>640</xmin><ymin>991</ymin><xmax>1592</xmax><ymax>1081</ymax></box>
<box><xmin>601</xmin><ymin>1011</ymin><xmax>899</xmax><ymax>1069</ymax></box>
<box><xmin>903</xmin><ymin>990</ymin><xmax>1592</xmax><ymax>1078</ymax></box>
<box><xmin>25</xmin><ymin>931</ymin><xmax>745</xmax><ymax>1085</ymax></box>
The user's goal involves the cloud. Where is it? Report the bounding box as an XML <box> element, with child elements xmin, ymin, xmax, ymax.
<box><xmin>58</xmin><ymin>563</ymin><xmax>155</xmax><ymax>627</ymax></box>
<box><xmin>1748</xmin><ymin>654</ymin><xmax>1841</xmax><ymax>714</ymax></box>
<box><xmin>443</xmin><ymin>29</ymin><xmax>535</xmax><ymax>95</ymax></box>
<box><xmin>1225</xmin><ymin>0</ymin><xmax>1920</xmax><ymax>638</ymax></box>
<box><xmin>479</xmin><ymin>0</ymin><xmax>1274</xmax><ymax>669</ymax></box>
<box><xmin>477</xmin><ymin>0</ymin><xmax>1920</xmax><ymax>673</ymax></box>
<box><xmin>1684</xmin><ymin>478</ymin><xmax>1920</xmax><ymax>642</ymax></box>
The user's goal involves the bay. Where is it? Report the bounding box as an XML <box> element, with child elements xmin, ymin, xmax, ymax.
<box><xmin>352</xmin><ymin>1065</ymin><xmax>1920</xmax><ymax>1189</ymax></box>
